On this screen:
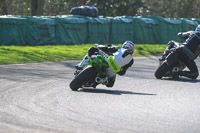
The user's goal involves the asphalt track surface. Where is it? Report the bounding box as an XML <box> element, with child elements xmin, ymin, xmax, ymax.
<box><xmin>0</xmin><ymin>56</ymin><xmax>200</xmax><ymax>133</ymax></box>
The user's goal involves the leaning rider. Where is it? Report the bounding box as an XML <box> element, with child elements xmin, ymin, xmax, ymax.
<box><xmin>161</xmin><ymin>25</ymin><xmax>200</xmax><ymax>79</ymax></box>
<box><xmin>76</xmin><ymin>41</ymin><xmax>135</xmax><ymax>87</ymax></box>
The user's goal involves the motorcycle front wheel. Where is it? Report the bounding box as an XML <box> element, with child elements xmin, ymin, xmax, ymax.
<box><xmin>70</xmin><ymin>65</ymin><xmax>97</xmax><ymax>91</ymax></box>
<box><xmin>155</xmin><ymin>61</ymin><xmax>171</xmax><ymax>79</ymax></box>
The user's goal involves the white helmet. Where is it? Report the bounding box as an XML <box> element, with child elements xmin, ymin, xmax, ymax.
<box><xmin>195</xmin><ymin>25</ymin><xmax>200</xmax><ymax>32</ymax></box>
<box><xmin>122</xmin><ymin>41</ymin><xmax>135</xmax><ymax>53</ymax></box>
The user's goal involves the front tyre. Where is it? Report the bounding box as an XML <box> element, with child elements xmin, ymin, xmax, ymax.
<box><xmin>155</xmin><ymin>62</ymin><xmax>171</xmax><ymax>79</ymax></box>
<box><xmin>70</xmin><ymin>66</ymin><xmax>97</xmax><ymax>91</ymax></box>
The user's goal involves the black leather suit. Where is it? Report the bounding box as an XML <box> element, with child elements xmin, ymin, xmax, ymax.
<box><xmin>167</xmin><ymin>31</ymin><xmax>200</xmax><ymax>79</ymax></box>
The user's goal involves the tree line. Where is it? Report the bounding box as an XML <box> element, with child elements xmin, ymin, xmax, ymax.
<box><xmin>0</xmin><ymin>0</ymin><xmax>200</xmax><ymax>18</ymax></box>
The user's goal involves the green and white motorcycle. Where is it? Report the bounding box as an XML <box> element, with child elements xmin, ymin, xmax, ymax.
<box><xmin>70</xmin><ymin>52</ymin><xmax>119</xmax><ymax>91</ymax></box>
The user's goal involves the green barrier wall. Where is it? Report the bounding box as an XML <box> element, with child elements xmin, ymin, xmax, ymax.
<box><xmin>181</xmin><ymin>19</ymin><xmax>198</xmax><ymax>32</ymax></box>
<box><xmin>0</xmin><ymin>16</ymin><xmax>27</xmax><ymax>45</ymax></box>
<box><xmin>132</xmin><ymin>17</ymin><xmax>159</xmax><ymax>44</ymax></box>
<box><xmin>56</xmin><ymin>15</ymin><xmax>88</xmax><ymax>44</ymax></box>
<box><xmin>26</xmin><ymin>16</ymin><xmax>56</xmax><ymax>46</ymax></box>
<box><xmin>110</xmin><ymin>17</ymin><xmax>134</xmax><ymax>44</ymax></box>
<box><xmin>87</xmin><ymin>17</ymin><xmax>111</xmax><ymax>44</ymax></box>
<box><xmin>0</xmin><ymin>15</ymin><xmax>199</xmax><ymax>45</ymax></box>
<box><xmin>142</xmin><ymin>16</ymin><xmax>184</xmax><ymax>44</ymax></box>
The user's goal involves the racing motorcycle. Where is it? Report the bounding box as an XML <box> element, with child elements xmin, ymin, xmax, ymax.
<box><xmin>154</xmin><ymin>42</ymin><xmax>186</xmax><ymax>80</ymax></box>
<box><xmin>70</xmin><ymin>45</ymin><xmax>118</xmax><ymax>91</ymax></box>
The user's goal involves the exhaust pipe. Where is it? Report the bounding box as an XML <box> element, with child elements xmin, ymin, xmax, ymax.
<box><xmin>95</xmin><ymin>77</ymin><xmax>108</xmax><ymax>85</ymax></box>
<box><xmin>95</xmin><ymin>77</ymin><xmax>102</xmax><ymax>84</ymax></box>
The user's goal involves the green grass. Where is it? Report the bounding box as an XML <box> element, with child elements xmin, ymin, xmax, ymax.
<box><xmin>0</xmin><ymin>44</ymin><xmax>167</xmax><ymax>64</ymax></box>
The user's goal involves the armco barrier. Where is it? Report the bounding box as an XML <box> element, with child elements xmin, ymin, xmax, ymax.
<box><xmin>0</xmin><ymin>15</ymin><xmax>199</xmax><ymax>45</ymax></box>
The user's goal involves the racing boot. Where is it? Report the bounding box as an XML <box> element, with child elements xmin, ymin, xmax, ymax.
<box><xmin>179</xmin><ymin>71</ymin><xmax>199</xmax><ymax>79</ymax></box>
<box><xmin>106</xmin><ymin>76</ymin><xmax>116</xmax><ymax>87</ymax></box>
<box><xmin>75</xmin><ymin>55</ymin><xmax>90</xmax><ymax>70</ymax></box>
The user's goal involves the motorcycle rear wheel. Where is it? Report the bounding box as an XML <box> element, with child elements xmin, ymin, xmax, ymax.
<box><xmin>70</xmin><ymin>66</ymin><xmax>97</xmax><ymax>91</ymax></box>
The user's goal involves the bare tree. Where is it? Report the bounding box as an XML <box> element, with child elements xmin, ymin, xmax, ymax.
<box><xmin>0</xmin><ymin>0</ymin><xmax>8</xmax><ymax>15</ymax></box>
<box><xmin>31</xmin><ymin>0</ymin><xmax>45</xmax><ymax>16</ymax></box>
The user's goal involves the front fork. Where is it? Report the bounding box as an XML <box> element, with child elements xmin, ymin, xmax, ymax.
<box><xmin>165</xmin><ymin>51</ymin><xmax>180</xmax><ymax>66</ymax></box>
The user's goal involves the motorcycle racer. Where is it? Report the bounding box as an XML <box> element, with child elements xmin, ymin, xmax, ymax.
<box><xmin>75</xmin><ymin>41</ymin><xmax>134</xmax><ymax>87</ymax></box>
<box><xmin>160</xmin><ymin>25</ymin><xmax>200</xmax><ymax>79</ymax></box>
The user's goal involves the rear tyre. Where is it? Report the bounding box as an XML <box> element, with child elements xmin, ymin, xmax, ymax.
<box><xmin>70</xmin><ymin>66</ymin><xmax>97</xmax><ymax>91</ymax></box>
<box><xmin>155</xmin><ymin>62</ymin><xmax>171</xmax><ymax>79</ymax></box>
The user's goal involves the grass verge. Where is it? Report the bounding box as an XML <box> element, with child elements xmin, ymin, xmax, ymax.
<box><xmin>0</xmin><ymin>44</ymin><xmax>167</xmax><ymax>64</ymax></box>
